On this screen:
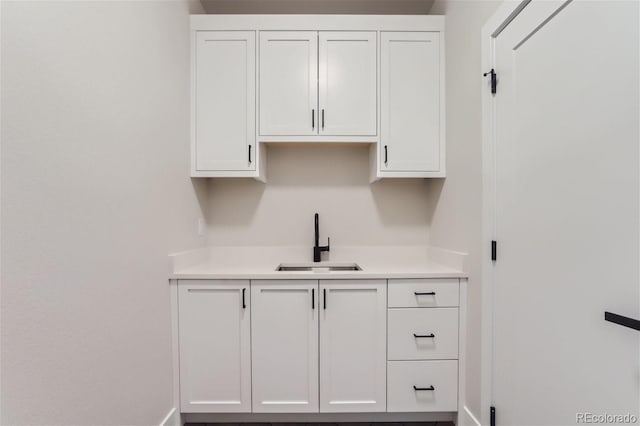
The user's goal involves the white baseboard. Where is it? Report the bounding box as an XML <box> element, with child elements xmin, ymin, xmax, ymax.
<box><xmin>460</xmin><ymin>405</ymin><xmax>482</xmax><ymax>426</ymax></box>
<box><xmin>184</xmin><ymin>412</ymin><xmax>455</xmax><ymax>424</ymax></box>
<box><xmin>159</xmin><ymin>407</ymin><xmax>178</xmax><ymax>426</ymax></box>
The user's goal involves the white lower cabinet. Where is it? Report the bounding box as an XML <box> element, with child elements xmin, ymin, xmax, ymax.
<box><xmin>387</xmin><ymin>360</ymin><xmax>458</xmax><ymax>412</ymax></box>
<box><xmin>388</xmin><ymin>308</ymin><xmax>459</xmax><ymax>360</ymax></box>
<box><xmin>386</xmin><ymin>279</ymin><xmax>460</xmax><ymax>413</ymax></box>
<box><xmin>177</xmin><ymin>278</ymin><xmax>460</xmax><ymax>416</ymax></box>
<box><xmin>251</xmin><ymin>280</ymin><xmax>319</xmax><ymax>412</ymax></box>
<box><xmin>252</xmin><ymin>279</ymin><xmax>387</xmax><ymax>413</ymax></box>
<box><xmin>319</xmin><ymin>280</ymin><xmax>387</xmax><ymax>412</ymax></box>
<box><xmin>178</xmin><ymin>280</ymin><xmax>251</xmax><ymax>413</ymax></box>
<box><xmin>387</xmin><ymin>279</ymin><xmax>459</xmax><ymax>308</ymax></box>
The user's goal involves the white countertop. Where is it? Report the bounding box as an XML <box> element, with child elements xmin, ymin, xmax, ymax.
<box><xmin>169</xmin><ymin>245</ymin><xmax>467</xmax><ymax>280</ymax></box>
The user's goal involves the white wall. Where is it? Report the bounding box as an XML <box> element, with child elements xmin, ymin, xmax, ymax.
<box><xmin>1</xmin><ymin>1</ymin><xmax>501</xmax><ymax>422</ymax></box>
<box><xmin>1</xmin><ymin>1</ymin><xmax>205</xmax><ymax>423</ymax></box>
<box><xmin>205</xmin><ymin>144</ymin><xmax>434</xmax><ymax>247</ymax></box>
<box><xmin>427</xmin><ymin>0</ymin><xmax>500</xmax><ymax>421</ymax></box>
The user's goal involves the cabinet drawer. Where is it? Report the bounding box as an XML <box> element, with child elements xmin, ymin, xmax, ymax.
<box><xmin>388</xmin><ymin>308</ymin><xmax>458</xmax><ymax>360</ymax></box>
<box><xmin>388</xmin><ymin>279</ymin><xmax>459</xmax><ymax>308</ymax></box>
<box><xmin>387</xmin><ymin>360</ymin><xmax>458</xmax><ymax>412</ymax></box>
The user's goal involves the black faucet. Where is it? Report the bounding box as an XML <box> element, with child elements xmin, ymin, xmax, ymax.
<box><xmin>313</xmin><ymin>213</ymin><xmax>330</xmax><ymax>262</ymax></box>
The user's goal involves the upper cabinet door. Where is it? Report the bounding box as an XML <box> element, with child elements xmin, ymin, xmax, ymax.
<box><xmin>380</xmin><ymin>32</ymin><xmax>442</xmax><ymax>173</ymax></box>
<box><xmin>178</xmin><ymin>280</ymin><xmax>251</xmax><ymax>413</ymax></box>
<box><xmin>260</xmin><ymin>31</ymin><xmax>318</xmax><ymax>136</ymax></box>
<box><xmin>194</xmin><ymin>31</ymin><xmax>255</xmax><ymax>172</ymax></box>
<box><xmin>318</xmin><ymin>32</ymin><xmax>377</xmax><ymax>136</ymax></box>
<box><xmin>319</xmin><ymin>280</ymin><xmax>387</xmax><ymax>413</ymax></box>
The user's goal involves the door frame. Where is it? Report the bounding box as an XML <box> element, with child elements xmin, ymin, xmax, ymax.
<box><xmin>479</xmin><ymin>1</ymin><xmax>536</xmax><ymax>425</ymax></box>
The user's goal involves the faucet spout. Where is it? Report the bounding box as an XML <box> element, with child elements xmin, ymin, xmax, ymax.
<box><xmin>313</xmin><ymin>213</ymin><xmax>330</xmax><ymax>262</ymax></box>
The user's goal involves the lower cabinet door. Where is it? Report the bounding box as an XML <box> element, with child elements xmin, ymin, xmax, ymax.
<box><xmin>319</xmin><ymin>280</ymin><xmax>387</xmax><ymax>412</ymax></box>
<box><xmin>251</xmin><ymin>280</ymin><xmax>319</xmax><ymax>412</ymax></box>
<box><xmin>387</xmin><ymin>360</ymin><xmax>458</xmax><ymax>412</ymax></box>
<box><xmin>178</xmin><ymin>280</ymin><xmax>251</xmax><ymax>413</ymax></box>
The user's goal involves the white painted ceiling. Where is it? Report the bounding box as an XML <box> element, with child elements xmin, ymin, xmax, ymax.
<box><xmin>200</xmin><ymin>0</ymin><xmax>436</xmax><ymax>15</ymax></box>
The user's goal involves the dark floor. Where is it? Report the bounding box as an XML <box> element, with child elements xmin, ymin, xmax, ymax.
<box><xmin>187</xmin><ymin>423</ymin><xmax>454</xmax><ymax>426</ymax></box>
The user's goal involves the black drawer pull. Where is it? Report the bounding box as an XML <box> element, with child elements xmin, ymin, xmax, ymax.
<box><xmin>414</xmin><ymin>385</ymin><xmax>435</xmax><ymax>391</ymax></box>
<box><xmin>414</xmin><ymin>291</ymin><xmax>436</xmax><ymax>296</ymax></box>
<box><xmin>242</xmin><ymin>288</ymin><xmax>246</xmax><ymax>309</ymax></box>
<box><xmin>414</xmin><ymin>333</ymin><xmax>435</xmax><ymax>338</ymax></box>
<box><xmin>312</xmin><ymin>288</ymin><xmax>315</xmax><ymax>309</ymax></box>
<box><xmin>605</xmin><ymin>311</ymin><xmax>640</xmax><ymax>331</ymax></box>
<box><xmin>323</xmin><ymin>288</ymin><xmax>327</xmax><ymax>310</ymax></box>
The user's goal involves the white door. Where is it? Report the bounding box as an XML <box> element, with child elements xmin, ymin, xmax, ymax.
<box><xmin>318</xmin><ymin>31</ymin><xmax>377</xmax><ymax>136</ymax></box>
<box><xmin>319</xmin><ymin>280</ymin><xmax>387</xmax><ymax>412</ymax></box>
<box><xmin>380</xmin><ymin>32</ymin><xmax>441</xmax><ymax>172</ymax></box>
<box><xmin>259</xmin><ymin>31</ymin><xmax>318</xmax><ymax>136</ymax></box>
<box><xmin>251</xmin><ymin>280</ymin><xmax>319</xmax><ymax>413</ymax></box>
<box><xmin>194</xmin><ymin>31</ymin><xmax>255</xmax><ymax>171</ymax></box>
<box><xmin>178</xmin><ymin>280</ymin><xmax>251</xmax><ymax>413</ymax></box>
<box><xmin>490</xmin><ymin>1</ymin><xmax>639</xmax><ymax>424</ymax></box>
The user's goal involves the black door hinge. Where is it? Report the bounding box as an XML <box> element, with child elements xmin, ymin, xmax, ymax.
<box><xmin>484</xmin><ymin>69</ymin><xmax>497</xmax><ymax>94</ymax></box>
<box><xmin>491</xmin><ymin>406</ymin><xmax>496</xmax><ymax>426</ymax></box>
<box><xmin>491</xmin><ymin>240</ymin><xmax>497</xmax><ymax>261</ymax></box>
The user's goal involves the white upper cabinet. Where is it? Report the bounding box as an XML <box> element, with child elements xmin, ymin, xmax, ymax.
<box><xmin>259</xmin><ymin>31</ymin><xmax>318</xmax><ymax>136</ymax></box>
<box><xmin>319</xmin><ymin>280</ymin><xmax>387</xmax><ymax>412</ymax></box>
<box><xmin>318</xmin><ymin>32</ymin><xmax>377</xmax><ymax>136</ymax></box>
<box><xmin>193</xmin><ymin>31</ymin><xmax>256</xmax><ymax>175</ymax></box>
<box><xmin>178</xmin><ymin>280</ymin><xmax>251</xmax><ymax>413</ymax></box>
<box><xmin>190</xmin><ymin>16</ymin><xmax>445</xmax><ymax>179</ymax></box>
<box><xmin>379</xmin><ymin>32</ymin><xmax>444</xmax><ymax>176</ymax></box>
<box><xmin>251</xmin><ymin>281</ymin><xmax>319</xmax><ymax>413</ymax></box>
<box><xmin>260</xmin><ymin>31</ymin><xmax>377</xmax><ymax>138</ymax></box>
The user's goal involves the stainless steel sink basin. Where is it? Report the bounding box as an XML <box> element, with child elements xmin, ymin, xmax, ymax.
<box><xmin>276</xmin><ymin>263</ymin><xmax>362</xmax><ymax>272</ymax></box>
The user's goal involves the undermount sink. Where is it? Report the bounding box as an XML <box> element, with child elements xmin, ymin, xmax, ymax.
<box><xmin>276</xmin><ymin>262</ymin><xmax>362</xmax><ymax>272</ymax></box>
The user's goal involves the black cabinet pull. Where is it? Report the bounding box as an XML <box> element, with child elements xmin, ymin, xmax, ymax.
<box><xmin>312</xmin><ymin>109</ymin><xmax>315</xmax><ymax>130</ymax></box>
<box><xmin>242</xmin><ymin>288</ymin><xmax>246</xmax><ymax>309</ymax></box>
<box><xmin>605</xmin><ymin>311</ymin><xmax>640</xmax><ymax>331</ymax></box>
<box><xmin>414</xmin><ymin>333</ymin><xmax>435</xmax><ymax>338</ymax></box>
<box><xmin>384</xmin><ymin>145</ymin><xmax>388</xmax><ymax>164</ymax></box>
<box><xmin>414</xmin><ymin>385</ymin><xmax>435</xmax><ymax>391</ymax></box>
<box><xmin>248</xmin><ymin>145</ymin><xmax>252</xmax><ymax>163</ymax></box>
<box><xmin>414</xmin><ymin>291</ymin><xmax>436</xmax><ymax>296</ymax></box>
<box><xmin>312</xmin><ymin>288</ymin><xmax>315</xmax><ymax>309</ymax></box>
<box><xmin>323</xmin><ymin>288</ymin><xmax>327</xmax><ymax>310</ymax></box>
<box><xmin>322</xmin><ymin>109</ymin><xmax>325</xmax><ymax>130</ymax></box>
